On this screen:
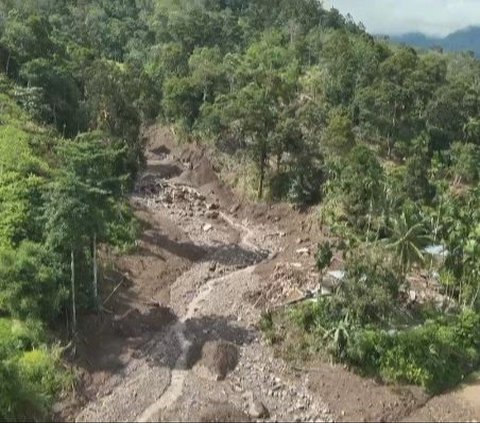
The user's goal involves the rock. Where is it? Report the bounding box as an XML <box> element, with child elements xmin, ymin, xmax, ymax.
<box><xmin>246</xmin><ymin>392</ymin><xmax>269</xmax><ymax>419</ymax></box>
<box><xmin>207</xmin><ymin>202</ymin><xmax>220</xmax><ymax>210</ymax></box>
<box><xmin>209</xmin><ymin>262</ymin><xmax>217</xmax><ymax>272</ymax></box>
<box><xmin>230</xmin><ymin>204</ymin><xmax>240</xmax><ymax>213</ymax></box>
<box><xmin>206</xmin><ymin>210</ymin><xmax>220</xmax><ymax>219</ymax></box>
<box><xmin>203</xmin><ymin>223</ymin><xmax>213</xmax><ymax>232</ymax></box>
<box><xmin>409</xmin><ymin>290</ymin><xmax>417</xmax><ymax>302</ymax></box>
<box><xmin>296</xmin><ymin>247</ymin><xmax>310</xmax><ymax>255</ymax></box>
<box><xmin>197</xmin><ymin>341</ymin><xmax>239</xmax><ymax>381</ymax></box>
<box><xmin>197</xmin><ymin>402</ymin><xmax>250</xmax><ymax>423</ymax></box>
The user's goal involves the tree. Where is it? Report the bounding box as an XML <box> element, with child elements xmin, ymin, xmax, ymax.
<box><xmin>19</xmin><ymin>59</ymin><xmax>82</xmax><ymax>136</ymax></box>
<box><xmin>0</xmin><ymin>242</ymin><xmax>65</xmax><ymax>322</ymax></box>
<box><xmin>386</xmin><ymin>204</ymin><xmax>432</xmax><ymax>276</ymax></box>
<box><xmin>323</xmin><ymin>107</ymin><xmax>356</xmax><ymax>157</ymax></box>
<box><xmin>403</xmin><ymin>149</ymin><xmax>436</xmax><ymax>204</ymax></box>
<box><xmin>337</xmin><ymin>145</ymin><xmax>385</xmax><ymax>230</ymax></box>
<box><xmin>426</xmin><ymin>83</ymin><xmax>467</xmax><ymax>150</ymax></box>
<box><xmin>450</xmin><ymin>142</ymin><xmax>480</xmax><ymax>184</ymax></box>
<box><xmin>85</xmin><ymin>60</ymin><xmax>142</xmax><ymax>179</ymax></box>
<box><xmin>339</xmin><ymin>250</ymin><xmax>401</xmax><ymax>324</ymax></box>
<box><xmin>188</xmin><ymin>46</ymin><xmax>225</xmax><ymax>104</ymax></box>
<box><xmin>44</xmin><ymin>132</ymin><xmax>127</xmax><ymax>327</ymax></box>
<box><xmin>200</xmin><ymin>30</ymin><xmax>299</xmax><ymax>198</ymax></box>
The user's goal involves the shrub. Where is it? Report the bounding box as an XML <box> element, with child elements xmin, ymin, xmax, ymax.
<box><xmin>315</xmin><ymin>242</ymin><xmax>333</xmax><ymax>272</ymax></box>
<box><xmin>0</xmin><ymin>318</ymin><xmax>44</xmax><ymax>358</ymax></box>
<box><xmin>450</xmin><ymin>142</ymin><xmax>480</xmax><ymax>184</ymax></box>
<box><xmin>339</xmin><ymin>252</ymin><xmax>401</xmax><ymax>325</ymax></box>
<box><xmin>0</xmin><ymin>319</ymin><xmax>69</xmax><ymax>421</ymax></box>
<box><xmin>0</xmin><ymin>359</ymin><xmax>47</xmax><ymax>422</ymax></box>
<box><xmin>0</xmin><ymin>242</ymin><xmax>66</xmax><ymax>322</ymax></box>
<box><xmin>18</xmin><ymin>347</ymin><xmax>69</xmax><ymax>399</ymax></box>
<box><xmin>105</xmin><ymin>203</ymin><xmax>141</xmax><ymax>253</ymax></box>
<box><xmin>346</xmin><ymin>310</ymin><xmax>480</xmax><ymax>393</ymax></box>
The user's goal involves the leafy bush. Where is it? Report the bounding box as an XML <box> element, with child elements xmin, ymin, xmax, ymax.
<box><xmin>0</xmin><ymin>318</ymin><xmax>44</xmax><ymax>357</ymax></box>
<box><xmin>338</xmin><ymin>251</ymin><xmax>401</xmax><ymax>325</ymax></box>
<box><xmin>315</xmin><ymin>241</ymin><xmax>333</xmax><ymax>272</ymax></box>
<box><xmin>0</xmin><ymin>318</ymin><xmax>69</xmax><ymax>421</ymax></box>
<box><xmin>450</xmin><ymin>142</ymin><xmax>480</xmax><ymax>183</ymax></box>
<box><xmin>18</xmin><ymin>347</ymin><xmax>69</xmax><ymax>399</ymax></box>
<box><xmin>105</xmin><ymin>202</ymin><xmax>141</xmax><ymax>253</ymax></box>
<box><xmin>0</xmin><ymin>242</ymin><xmax>66</xmax><ymax>322</ymax></box>
<box><xmin>287</xmin><ymin>161</ymin><xmax>323</xmax><ymax>206</ymax></box>
<box><xmin>0</xmin><ymin>359</ymin><xmax>47</xmax><ymax>422</ymax></box>
<box><xmin>286</xmin><ymin>250</ymin><xmax>480</xmax><ymax>393</ymax></box>
<box><xmin>346</xmin><ymin>310</ymin><xmax>480</xmax><ymax>393</ymax></box>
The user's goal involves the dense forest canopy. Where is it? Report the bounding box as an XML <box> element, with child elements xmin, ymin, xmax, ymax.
<box><xmin>2</xmin><ymin>0</ymin><xmax>480</xmax><ymax>420</ymax></box>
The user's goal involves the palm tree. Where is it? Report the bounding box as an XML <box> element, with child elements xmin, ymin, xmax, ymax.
<box><xmin>385</xmin><ymin>207</ymin><xmax>432</xmax><ymax>276</ymax></box>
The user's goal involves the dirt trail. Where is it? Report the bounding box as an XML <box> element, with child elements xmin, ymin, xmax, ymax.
<box><xmin>136</xmin><ymin>214</ymin><xmax>270</xmax><ymax>423</ymax></box>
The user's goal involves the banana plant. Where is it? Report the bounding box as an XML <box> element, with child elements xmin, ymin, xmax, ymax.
<box><xmin>385</xmin><ymin>205</ymin><xmax>432</xmax><ymax>277</ymax></box>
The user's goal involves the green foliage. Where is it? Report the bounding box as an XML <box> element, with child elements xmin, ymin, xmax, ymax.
<box><xmin>0</xmin><ymin>242</ymin><xmax>66</xmax><ymax>322</ymax></box>
<box><xmin>259</xmin><ymin>311</ymin><xmax>279</xmax><ymax>345</ymax></box>
<box><xmin>0</xmin><ymin>318</ymin><xmax>69</xmax><ymax>422</ymax></box>
<box><xmin>105</xmin><ymin>202</ymin><xmax>141</xmax><ymax>253</ymax></box>
<box><xmin>339</xmin><ymin>251</ymin><xmax>401</xmax><ymax>325</ymax></box>
<box><xmin>330</xmin><ymin>145</ymin><xmax>385</xmax><ymax>230</ymax></box>
<box><xmin>347</xmin><ymin>310</ymin><xmax>480</xmax><ymax>393</ymax></box>
<box><xmin>290</xmin><ymin>299</ymin><xmax>480</xmax><ymax>393</ymax></box>
<box><xmin>402</xmin><ymin>152</ymin><xmax>436</xmax><ymax>203</ymax></box>
<box><xmin>385</xmin><ymin>204</ymin><xmax>432</xmax><ymax>275</ymax></box>
<box><xmin>450</xmin><ymin>142</ymin><xmax>480</xmax><ymax>183</ymax></box>
<box><xmin>315</xmin><ymin>242</ymin><xmax>333</xmax><ymax>272</ymax></box>
<box><xmin>4</xmin><ymin>0</ymin><xmax>480</xmax><ymax>414</ymax></box>
<box><xmin>323</xmin><ymin>107</ymin><xmax>356</xmax><ymax>157</ymax></box>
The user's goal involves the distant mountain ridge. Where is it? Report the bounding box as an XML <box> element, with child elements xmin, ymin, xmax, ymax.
<box><xmin>388</xmin><ymin>26</ymin><xmax>480</xmax><ymax>56</ymax></box>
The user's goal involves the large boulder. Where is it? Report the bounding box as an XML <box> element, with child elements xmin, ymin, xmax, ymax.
<box><xmin>195</xmin><ymin>341</ymin><xmax>239</xmax><ymax>381</ymax></box>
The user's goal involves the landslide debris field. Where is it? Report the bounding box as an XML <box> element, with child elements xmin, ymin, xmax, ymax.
<box><xmin>67</xmin><ymin>127</ymin><xmax>480</xmax><ymax>423</ymax></box>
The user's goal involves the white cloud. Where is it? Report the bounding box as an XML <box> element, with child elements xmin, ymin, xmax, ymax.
<box><xmin>329</xmin><ymin>0</ymin><xmax>480</xmax><ymax>36</ymax></box>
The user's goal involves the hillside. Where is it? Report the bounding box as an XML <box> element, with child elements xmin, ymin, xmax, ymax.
<box><xmin>390</xmin><ymin>26</ymin><xmax>480</xmax><ymax>56</ymax></box>
<box><xmin>2</xmin><ymin>1</ymin><xmax>480</xmax><ymax>422</ymax></box>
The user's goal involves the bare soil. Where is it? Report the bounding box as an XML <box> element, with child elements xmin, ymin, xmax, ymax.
<box><xmin>60</xmin><ymin>125</ymin><xmax>480</xmax><ymax>423</ymax></box>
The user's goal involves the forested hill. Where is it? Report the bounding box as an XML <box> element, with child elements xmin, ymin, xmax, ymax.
<box><xmin>2</xmin><ymin>0</ymin><xmax>480</xmax><ymax>420</ymax></box>
<box><xmin>390</xmin><ymin>26</ymin><xmax>480</xmax><ymax>56</ymax></box>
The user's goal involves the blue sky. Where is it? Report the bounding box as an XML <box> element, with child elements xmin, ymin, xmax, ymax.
<box><xmin>329</xmin><ymin>0</ymin><xmax>480</xmax><ymax>36</ymax></box>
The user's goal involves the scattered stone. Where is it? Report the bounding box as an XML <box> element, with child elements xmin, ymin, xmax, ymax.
<box><xmin>245</xmin><ymin>392</ymin><xmax>269</xmax><ymax>419</ymax></box>
<box><xmin>206</xmin><ymin>210</ymin><xmax>220</xmax><ymax>219</ymax></box>
<box><xmin>197</xmin><ymin>402</ymin><xmax>250</xmax><ymax>423</ymax></box>
<box><xmin>409</xmin><ymin>290</ymin><xmax>417</xmax><ymax>302</ymax></box>
<box><xmin>207</xmin><ymin>202</ymin><xmax>220</xmax><ymax>210</ymax></box>
<box><xmin>203</xmin><ymin>224</ymin><xmax>213</xmax><ymax>232</ymax></box>
<box><xmin>163</xmin><ymin>193</ymin><xmax>172</xmax><ymax>204</ymax></box>
<box><xmin>296</xmin><ymin>247</ymin><xmax>310</xmax><ymax>255</ymax></box>
<box><xmin>230</xmin><ymin>204</ymin><xmax>240</xmax><ymax>213</ymax></box>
